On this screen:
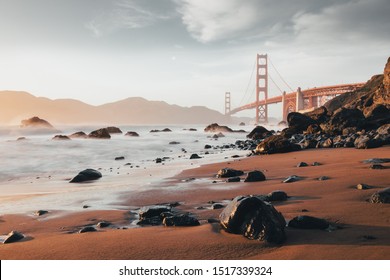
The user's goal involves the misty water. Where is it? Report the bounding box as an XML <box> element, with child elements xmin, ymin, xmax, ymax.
<box><xmin>0</xmin><ymin>124</ymin><xmax>260</xmax><ymax>215</ymax></box>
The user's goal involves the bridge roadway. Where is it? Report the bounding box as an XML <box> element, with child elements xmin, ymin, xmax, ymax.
<box><xmin>228</xmin><ymin>82</ymin><xmax>365</xmax><ymax>120</ymax></box>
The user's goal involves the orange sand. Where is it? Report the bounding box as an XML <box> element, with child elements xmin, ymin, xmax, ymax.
<box><xmin>0</xmin><ymin>147</ymin><xmax>389</xmax><ymax>259</ymax></box>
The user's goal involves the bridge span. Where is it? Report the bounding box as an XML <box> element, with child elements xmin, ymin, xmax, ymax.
<box><xmin>225</xmin><ymin>54</ymin><xmax>365</xmax><ymax>123</ymax></box>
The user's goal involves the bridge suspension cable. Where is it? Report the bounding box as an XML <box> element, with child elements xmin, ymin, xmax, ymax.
<box><xmin>269</xmin><ymin>74</ymin><xmax>284</xmax><ymax>94</ymax></box>
<box><xmin>269</xmin><ymin>58</ymin><xmax>294</xmax><ymax>92</ymax></box>
<box><xmin>238</xmin><ymin>58</ymin><xmax>257</xmax><ymax>107</ymax></box>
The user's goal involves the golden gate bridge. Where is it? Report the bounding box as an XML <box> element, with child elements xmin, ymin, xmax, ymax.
<box><xmin>224</xmin><ymin>54</ymin><xmax>364</xmax><ymax>124</ymax></box>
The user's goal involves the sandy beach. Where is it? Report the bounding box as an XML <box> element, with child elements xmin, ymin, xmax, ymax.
<box><xmin>0</xmin><ymin>146</ymin><xmax>389</xmax><ymax>260</ymax></box>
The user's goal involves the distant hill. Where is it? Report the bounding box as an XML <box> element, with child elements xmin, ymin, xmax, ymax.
<box><xmin>0</xmin><ymin>91</ymin><xmax>244</xmax><ymax>125</ymax></box>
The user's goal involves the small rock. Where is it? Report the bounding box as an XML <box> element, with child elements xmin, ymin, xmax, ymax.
<box><xmin>163</xmin><ymin>214</ymin><xmax>200</xmax><ymax>227</ymax></box>
<box><xmin>312</xmin><ymin>162</ymin><xmax>321</xmax><ymax>166</ymax></box>
<box><xmin>356</xmin><ymin>183</ymin><xmax>372</xmax><ymax>190</ymax></box>
<box><xmin>268</xmin><ymin>191</ymin><xmax>288</xmax><ymax>201</ymax></box>
<box><xmin>78</xmin><ymin>226</ymin><xmax>97</xmax><ymax>233</ymax></box>
<box><xmin>190</xmin><ymin>154</ymin><xmax>202</xmax><ymax>159</ymax></box>
<box><xmin>244</xmin><ymin>170</ymin><xmax>266</xmax><ymax>182</ymax></box>
<box><xmin>301</xmin><ymin>209</ymin><xmax>309</xmax><ymax>212</ymax></box>
<box><xmin>169</xmin><ymin>141</ymin><xmax>180</xmax><ymax>145</ymax></box>
<box><xmin>96</xmin><ymin>221</ymin><xmax>111</xmax><ymax>228</ymax></box>
<box><xmin>216</xmin><ymin>168</ymin><xmax>244</xmax><ymax>178</ymax></box>
<box><xmin>17</xmin><ymin>137</ymin><xmax>27</xmax><ymax>141</ymax></box>
<box><xmin>34</xmin><ymin>210</ymin><xmax>49</xmax><ymax>216</ymax></box>
<box><xmin>212</xmin><ymin>203</ymin><xmax>225</xmax><ymax>209</ymax></box>
<box><xmin>115</xmin><ymin>156</ymin><xmax>125</xmax><ymax>160</ymax></box>
<box><xmin>226</xmin><ymin>176</ymin><xmax>240</xmax><ymax>182</ymax></box>
<box><xmin>318</xmin><ymin>176</ymin><xmax>329</xmax><ymax>181</ymax></box>
<box><xmin>3</xmin><ymin>231</ymin><xmax>25</xmax><ymax>244</ymax></box>
<box><xmin>83</xmin><ymin>205</ymin><xmax>90</xmax><ymax>209</ymax></box>
<box><xmin>125</xmin><ymin>131</ymin><xmax>139</xmax><ymax>137</ymax></box>
<box><xmin>288</xmin><ymin>216</ymin><xmax>330</xmax><ymax>230</ymax></box>
<box><xmin>297</xmin><ymin>162</ymin><xmax>308</xmax><ymax>167</ymax></box>
<box><xmin>283</xmin><ymin>175</ymin><xmax>300</xmax><ymax>183</ymax></box>
<box><xmin>370</xmin><ymin>164</ymin><xmax>385</xmax><ymax>169</ymax></box>
<box><xmin>204</xmin><ymin>144</ymin><xmax>212</xmax><ymax>149</ymax></box>
<box><xmin>52</xmin><ymin>135</ymin><xmax>71</xmax><ymax>140</ymax></box>
<box><xmin>369</xmin><ymin>187</ymin><xmax>390</xmax><ymax>203</ymax></box>
<box><xmin>69</xmin><ymin>169</ymin><xmax>102</xmax><ymax>183</ymax></box>
<box><xmin>156</xmin><ymin>158</ymin><xmax>162</xmax><ymax>163</ymax></box>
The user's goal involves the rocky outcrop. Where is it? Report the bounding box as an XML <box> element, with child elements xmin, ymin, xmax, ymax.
<box><xmin>246</xmin><ymin>126</ymin><xmax>272</xmax><ymax>140</ymax></box>
<box><xmin>219</xmin><ymin>195</ymin><xmax>286</xmax><ymax>244</ymax></box>
<box><xmin>287</xmin><ymin>112</ymin><xmax>316</xmax><ymax>134</ymax></box>
<box><xmin>204</xmin><ymin>123</ymin><xmax>233</xmax><ymax>133</ymax></box>
<box><xmin>69</xmin><ymin>169</ymin><xmax>102</xmax><ymax>183</ymax></box>
<box><xmin>190</xmin><ymin>153</ymin><xmax>202</xmax><ymax>159</ymax></box>
<box><xmin>20</xmin><ymin>116</ymin><xmax>54</xmax><ymax>128</ymax></box>
<box><xmin>88</xmin><ymin>128</ymin><xmax>111</xmax><ymax>139</ymax></box>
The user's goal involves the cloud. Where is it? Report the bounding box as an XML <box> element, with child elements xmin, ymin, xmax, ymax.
<box><xmin>174</xmin><ymin>0</ymin><xmax>390</xmax><ymax>46</ymax></box>
<box><xmin>85</xmin><ymin>0</ymin><xmax>172</xmax><ymax>37</ymax></box>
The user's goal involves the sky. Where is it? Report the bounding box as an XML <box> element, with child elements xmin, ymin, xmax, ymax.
<box><xmin>0</xmin><ymin>0</ymin><xmax>389</xmax><ymax>118</ymax></box>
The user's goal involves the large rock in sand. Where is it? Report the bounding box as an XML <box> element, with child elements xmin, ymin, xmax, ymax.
<box><xmin>163</xmin><ymin>214</ymin><xmax>200</xmax><ymax>227</ymax></box>
<box><xmin>219</xmin><ymin>195</ymin><xmax>286</xmax><ymax>244</ymax></box>
<box><xmin>216</xmin><ymin>168</ymin><xmax>244</xmax><ymax>178</ymax></box>
<box><xmin>3</xmin><ymin>231</ymin><xmax>25</xmax><ymax>244</ymax></box>
<box><xmin>69</xmin><ymin>169</ymin><xmax>102</xmax><ymax>183</ymax></box>
<box><xmin>244</xmin><ymin>170</ymin><xmax>266</xmax><ymax>182</ymax></box>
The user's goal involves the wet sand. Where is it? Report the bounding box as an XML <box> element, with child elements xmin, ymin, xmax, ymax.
<box><xmin>0</xmin><ymin>147</ymin><xmax>389</xmax><ymax>259</ymax></box>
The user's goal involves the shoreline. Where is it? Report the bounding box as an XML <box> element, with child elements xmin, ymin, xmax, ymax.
<box><xmin>0</xmin><ymin>146</ymin><xmax>389</xmax><ymax>259</ymax></box>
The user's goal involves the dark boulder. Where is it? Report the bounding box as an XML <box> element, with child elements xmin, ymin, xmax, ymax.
<box><xmin>52</xmin><ymin>135</ymin><xmax>71</xmax><ymax>140</ymax></box>
<box><xmin>163</xmin><ymin>214</ymin><xmax>200</xmax><ymax>227</ymax></box>
<box><xmin>297</xmin><ymin>162</ymin><xmax>308</xmax><ymax>167</ymax></box>
<box><xmin>115</xmin><ymin>156</ymin><xmax>125</xmax><ymax>160</ymax></box>
<box><xmin>255</xmin><ymin>135</ymin><xmax>301</xmax><ymax>154</ymax></box>
<box><xmin>212</xmin><ymin>203</ymin><xmax>225</xmax><ymax>209</ymax></box>
<box><xmin>3</xmin><ymin>231</ymin><xmax>25</xmax><ymax>244</ymax></box>
<box><xmin>217</xmin><ymin>168</ymin><xmax>244</xmax><ymax>178</ymax></box>
<box><xmin>162</xmin><ymin>128</ymin><xmax>172</xmax><ymax>132</ymax></box>
<box><xmin>88</xmin><ymin>128</ymin><xmax>111</xmax><ymax>139</ymax></box>
<box><xmin>190</xmin><ymin>153</ymin><xmax>202</xmax><ymax>159</ymax></box>
<box><xmin>227</xmin><ymin>176</ymin><xmax>241</xmax><ymax>182</ymax></box>
<box><xmin>169</xmin><ymin>141</ymin><xmax>180</xmax><ymax>145</ymax></box>
<box><xmin>268</xmin><ymin>191</ymin><xmax>288</xmax><ymax>201</ymax></box>
<box><xmin>219</xmin><ymin>195</ymin><xmax>286</xmax><ymax>244</ymax></box>
<box><xmin>246</xmin><ymin>126</ymin><xmax>271</xmax><ymax>140</ymax></box>
<box><xmin>69</xmin><ymin>131</ymin><xmax>88</xmax><ymax>139</ymax></box>
<box><xmin>125</xmin><ymin>131</ymin><xmax>139</xmax><ymax>137</ymax></box>
<box><xmin>138</xmin><ymin>205</ymin><xmax>172</xmax><ymax>225</ymax></box>
<box><xmin>283</xmin><ymin>175</ymin><xmax>301</xmax><ymax>183</ymax></box>
<box><xmin>204</xmin><ymin>123</ymin><xmax>233</xmax><ymax>133</ymax></box>
<box><xmin>244</xmin><ymin>170</ymin><xmax>266</xmax><ymax>182</ymax></box>
<box><xmin>34</xmin><ymin>210</ymin><xmax>49</xmax><ymax>216</ymax></box>
<box><xmin>78</xmin><ymin>226</ymin><xmax>97</xmax><ymax>233</ymax></box>
<box><xmin>204</xmin><ymin>144</ymin><xmax>212</xmax><ymax>149</ymax></box>
<box><xmin>106</xmin><ymin>126</ymin><xmax>122</xmax><ymax>134</ymax></box>
<box><xmin>69</xmin><ymin>169</ymin><xmax>102</xmax><ymax>183</ymax></box>
<box><xmin>287</xmin><ymin>112</ymin><xmax>316</xmax><ymax>133</ymax></box>
<box><xmin>369</xmin><ymin>188</ymin><xmax>390</xmax><ymax>203</ymax></box>
<box><xmin>97</xmin><ymin>221</ymin><xmax>111</xmax><ymax>228</ymax></box>
<box><xmin>288</xmin><ymin>215</ymin><xmax>329</xmax><ymax>230</ymax></box>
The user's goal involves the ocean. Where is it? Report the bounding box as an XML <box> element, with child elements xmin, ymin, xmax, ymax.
<box><xmin>0</xmin><ymin>124</ymin><xmax>254</xmax><ymax>215</ymax></box>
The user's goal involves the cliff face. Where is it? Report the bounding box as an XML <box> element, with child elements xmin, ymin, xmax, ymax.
<box><xmin>318</xmin><ymin>57</ymin><xmax>390</xmax><ymax>133</ymax></box>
